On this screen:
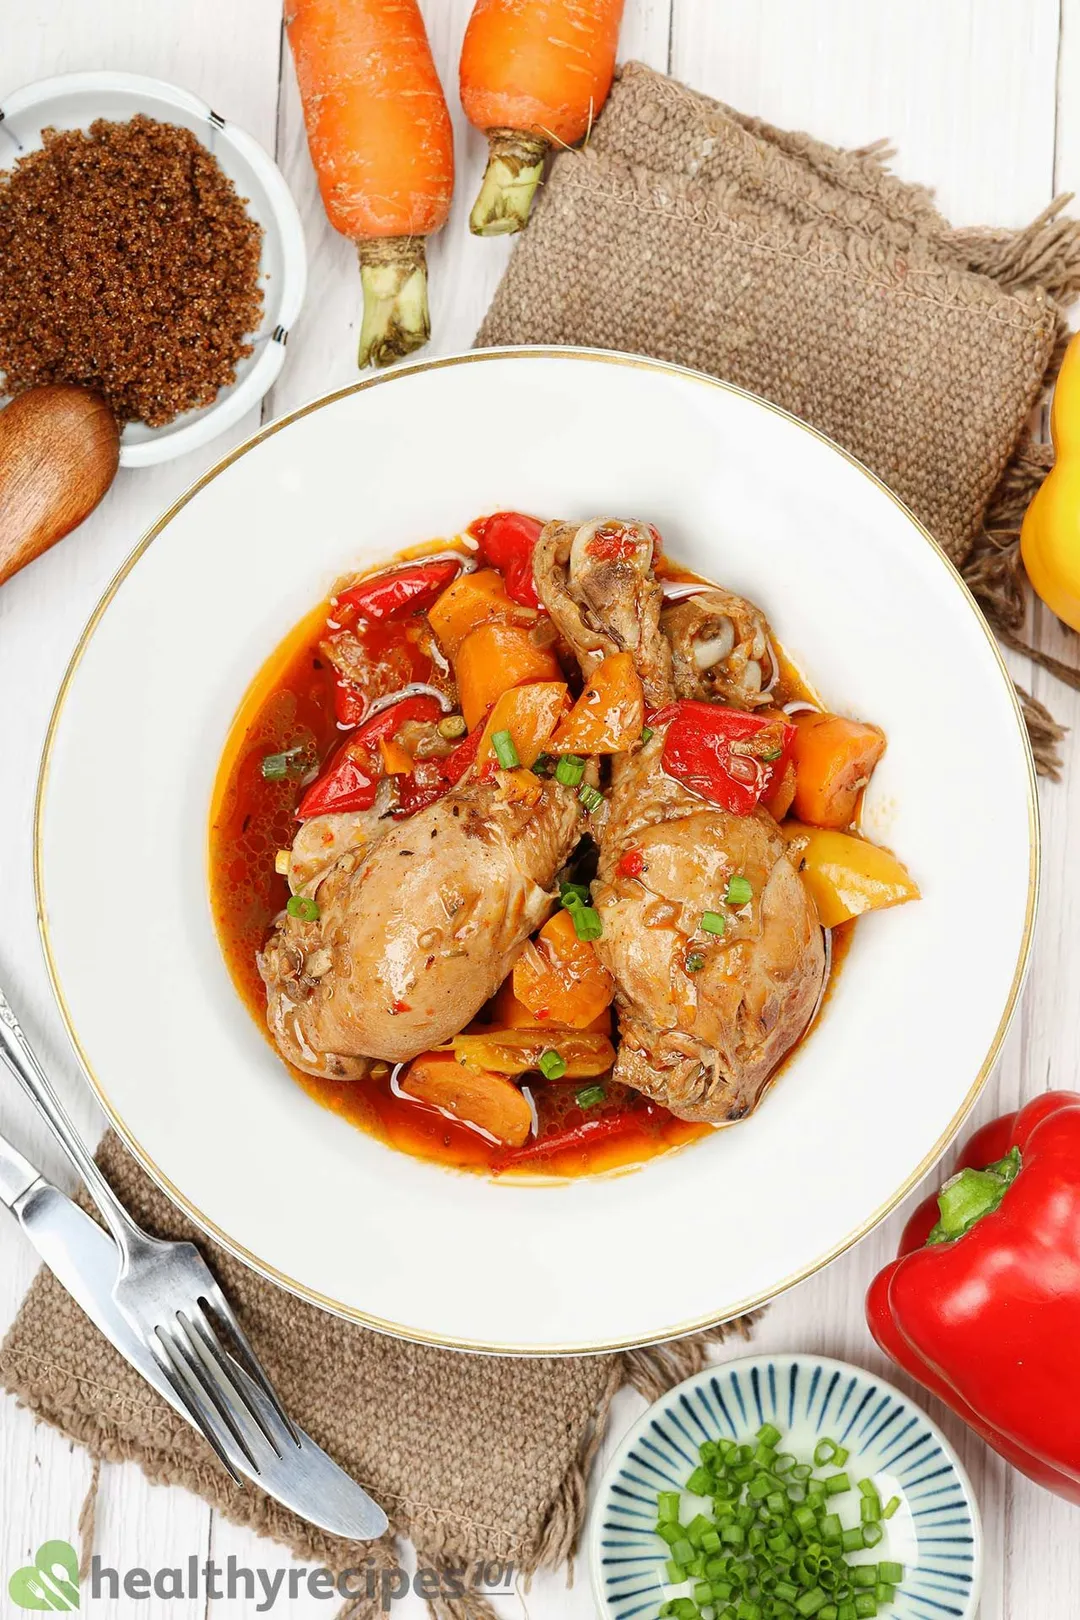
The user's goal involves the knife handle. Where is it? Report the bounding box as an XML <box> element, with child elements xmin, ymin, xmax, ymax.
<box><xmin>0</xmin><ymin>985</ymin><xmax>135</xmax><ymax>1251</ymax></box>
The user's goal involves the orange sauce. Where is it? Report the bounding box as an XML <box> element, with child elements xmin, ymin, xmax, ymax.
<box><xmin>209</xmin><ymin>537</ymin><xmax>848</xmax><ymax>1179</ymax></box>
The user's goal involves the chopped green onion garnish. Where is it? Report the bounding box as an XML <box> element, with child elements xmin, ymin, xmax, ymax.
<box><xmin>686</xmin><ymin>952</ymin><xmax>705</xmax><ymax>973</ymax></box>
<box><xmin>726</xmin><ymin>875</ymin><xmax>753</xmax><ymax>906</ymax></box>
<box><xmin>538</xmin><ymin>1049</ymin><xmax>568</xmax><ymax>1080</ymax></box>
<box><xmin>641</xmin><ymin>726</ymin><xmax>654</xmax><ymax>744</ymax></box>
<box><xmin>832</xmin><ymin>1444</ymin><xmax>850</xmax><ymax>1466</ymax></box>
<box><xmin>860</xmin><ymin>1495</ymin><xmax>881</xmax><ymax>1523</ymax></box>
<box><xmin>578</xmin><ymin>782</ymin><xmax>604</xmax><ymax>813</ymax></box>
<box><xmin>650</xmin><ymin>1420</ymin><xmax>906</xmax><ymax>1618</ymax></box>
<box><xmin>795</xmin><ymin>1590</ymin><xmax>827</xmax><ymax>1616</ymax></box>
<box><xmin>700</xmin><ymin>910</ymin><xmax>727</xmax><ymax>936</ymax></box>
<box><xmin>657</xmin><ymin>1491</ymin><xmax>681</xmax><ymax>1523</ymax></box>
<box><xmin>857</xmin><ymin>1478</ymin><xmax>880</xmax><ymax>1500</ymax></box>
<box><xmin>531</xmin><ymin>751</ymin><xmax>553</xmax><ymax>775</ymax></box>
<box><xmin>882</xmin><ymin>1496</ymin><xmax>900</xmax><ymax>1520</ymax></box>
<box><xmin>286</xmin><ymin>895</ymin><xmax>319</xmax><ymax>922</ymax></box>
<box><xmin>560</xmin><ymin>880</ymin><xmax>591</xmax><ymax>908</ymax></box>
<box><xmin>261</xmin><ymin>745</ymin><xmax>305</xmax><ymax>780</ymax></box>
<box><xmin>554</xmin><ymin>753</ymin><xmax>585</xmax><ymax>786</ymax></box>
<box><xmin>565</xmin><ymin>899</ymin><xmax>602</xmax><ymax>941</ymax></box>
<box><xmin>575</xmin><ymin>1083</ymin><xmax>605</xmax><ymax>1108</ymax></box>
<box><xmin>491</xmin><ymin>728</ymin><xmax>520</xmax><ymax>768</ymax></box>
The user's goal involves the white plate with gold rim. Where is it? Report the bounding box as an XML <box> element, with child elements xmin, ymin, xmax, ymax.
<box><xmin>35</xmin><ymin>348</ymin><xmax>1038</xmax><ymax>1353</ymax></box>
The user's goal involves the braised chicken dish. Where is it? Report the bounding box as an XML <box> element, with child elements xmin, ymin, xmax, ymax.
<box><xmin>210</xmin><ymin>514</ymin><xmax>918</xmax><ymax>1176</ymax></box>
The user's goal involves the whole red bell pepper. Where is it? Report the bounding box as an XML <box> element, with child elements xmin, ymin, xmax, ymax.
<box><xmin>469</xmin><ymin>511</ymin><xmax>545</xmax><ymax>609</ymax></box>
<box><xmin>297</xmin><ymin>694</ymin><xmax>444</xmax><ymax>819</ymax></box>
<box><xmin>334</xmin><ymin>559</ymin><xmax>461</xmax><ymax>624</ymax></box>
<box><xmin>867</xmin><ymin>1091</ymin><xmax>1080</xmax><ymax>1504</ymax></box>
<box><xmin>651</xmin><ymin>701</ymin><xmax>795</xmax><ymax>816</ymax></box>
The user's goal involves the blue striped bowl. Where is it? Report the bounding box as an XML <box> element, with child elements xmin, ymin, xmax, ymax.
<box><xmin>590</xmin><ymin>1354</ymin><xmax>981</xmax><ymax>1620</ymax></box>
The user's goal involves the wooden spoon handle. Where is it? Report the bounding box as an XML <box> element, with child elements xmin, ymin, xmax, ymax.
<box><xmin>0</xmin><ymin>387</ymin><xmax>120</xmax><ymax>586</ymax></box>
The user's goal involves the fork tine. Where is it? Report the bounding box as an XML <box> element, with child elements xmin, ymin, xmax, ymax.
<box><xmin>185</xmin><ymin>1307</ymin><xmax>283</xmax><ymax>1458</ymax></box>
<box><xmin>165</xmin><ymin>1321</ymin><xmax>265</xmax><ymax>1477</ymax></box>
<box><xmin>148</xmin><ymin>1328</ymin><xmax>244</xmax><ymax>1484</ymax></box>
<box><xmin>170</xmin><ymin>1308</ymin><xmax>275</xmax><ymax>1477</ymax></box>
<box><xmin>199</xmin><ymin>1282</ymin><xmax>301</xmax><ymax>1446</ymax></box>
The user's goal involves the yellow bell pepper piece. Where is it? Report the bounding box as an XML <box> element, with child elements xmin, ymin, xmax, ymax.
<box><xmin>782</xmin><ymin>823</ymin><xmax>920</xmax><ymax>928</ymax></box>
<box><xmin>1021</xmin><ymin>330</ymin><xmax>1080</xmax><ymax>631</ymax></box>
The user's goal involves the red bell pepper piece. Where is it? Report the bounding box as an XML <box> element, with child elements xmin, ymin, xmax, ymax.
<box><xmin>469</xmin><ymin>511</ymin><xmax>545</xmax><ymax>609</ymax></box>
<box><xmin>867</xmin><ymin>1091</ymin><xmax>1080</xmax><ymax>1505</ymax></box>
<box><xmin>297</xmin><ymin>695</ymin><xmax>444</xmax><ymax>819</ymax></box>
<box><xmin>393</xmin><ymin>722</ymin><xmax>483</xmax><ymax>817</ymax></box>
<box><xmin>333</xmin><ymin>676</ymin><xmax>367</xmax><ymax>728</ymax></box>
<box><xmin>334</xmin><ymin>559</ymin><xmax>461</xmax><ymax>624</ymax></box>
<box><xmin>617</xmin><ymin>846</ymin><xmax>646</xmax><ymax>879</ymax></box>
<box><xmin>494</xmin><ymin>1104</ymin><xmax>662</xmax><ymax>1170</ymax></box>
<box><xmin>651</xmin><ymin>701</ymin><xmax>795</xmax><ymax>816</ymax></box>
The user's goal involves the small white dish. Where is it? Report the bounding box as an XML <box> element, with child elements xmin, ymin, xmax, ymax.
<box><xmin>0</xmin><ymin>71</ymin><xmax>306</xmax><ymax>466</ymax></box>
<box><xmin>35</xmin><ymin>349</ymin><xmax>1037</xmax><ymax>1352</ymax></box>
<box><xmin>590</xmin><ymin>1354</ymin><xmax>982</xmax><ymax>1620</ymax></box>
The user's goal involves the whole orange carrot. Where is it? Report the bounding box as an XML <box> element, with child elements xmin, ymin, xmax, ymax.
<box><xmin>286</xmin><ymin>0</ymin><xmax>455</xmax><ymax>367</ymax></box>
<box><xmin>460</xmin><ymin>0</ymin><xmax>625</xmax><ymax>236</ymax></box>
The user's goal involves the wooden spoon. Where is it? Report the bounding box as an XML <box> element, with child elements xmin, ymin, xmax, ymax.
<box><xmin>0</xmin><ymin>385</ymin><xmax>120</xmax><ymax>586</ymax></box>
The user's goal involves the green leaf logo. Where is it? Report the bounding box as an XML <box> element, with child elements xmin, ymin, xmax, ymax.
<box><xmin>8</xmin><ymin>1541</ymin><xmax>80</xmax><ymax>1610</ymax></box>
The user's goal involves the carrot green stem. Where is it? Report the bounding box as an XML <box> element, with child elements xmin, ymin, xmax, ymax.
<box><xmin>357</xmin><ymin>237</ymin><xmax>430</xmax><ymax>369</ymax></box>
<box><xmin>469</xmin><ymin>130</ymin><xmax>548</xmax><ymax>237</ymax></box>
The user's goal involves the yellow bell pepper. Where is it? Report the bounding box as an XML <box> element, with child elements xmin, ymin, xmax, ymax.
<box><xmin>782</xmin><ymin>823</ymin><xmax>920</xmax><ymax>928</ymax></box>
<box><xmin>1021</xmin><ymin>330</ymin><xmax>1080</xmax><ymax>631</ymax></box>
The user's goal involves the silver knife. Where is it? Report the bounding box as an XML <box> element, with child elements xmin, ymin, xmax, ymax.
<box><xmin>0</xmin><ymin>1130</ymin><xmax>387</xmax><ymax>1541</ymax></box>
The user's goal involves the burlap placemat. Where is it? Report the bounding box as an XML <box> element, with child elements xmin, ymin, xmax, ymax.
<box><xmin>1</xmin><ymin>1132</ymin><xmax>752</xmax><ymax>1616</ymax></box>
<box><xmin>478</xmin><ymin>61</ymin><xmax>1080</xmax><ymax>771</ymax></box>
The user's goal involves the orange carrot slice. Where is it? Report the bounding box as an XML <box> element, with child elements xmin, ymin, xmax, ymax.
<box><xmin>513</xmin><ymin>909</ymin><xmax>615</xmax><ymax>1029</ymax></box>
<box><xmin>548</xmin><ymin>652</ymin><xmax>644</xmax><ymax>755</ymax></box>
<box><xmin>789</xmin><ymin>711</ymin><xmax>886</xmax><ymax>829</ymax></box>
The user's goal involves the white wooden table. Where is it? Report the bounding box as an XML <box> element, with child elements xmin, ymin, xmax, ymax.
<box><xmin>2</xmin><ymin>3</ymin><xmax>1078</xmax><ymax>1615</ymax></box>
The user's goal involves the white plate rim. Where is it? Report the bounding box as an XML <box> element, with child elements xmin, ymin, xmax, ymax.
<box><xmin>33</xmin><ymin>346</ymin><xmax>1040</xmax><ymax>1354</ymax></box>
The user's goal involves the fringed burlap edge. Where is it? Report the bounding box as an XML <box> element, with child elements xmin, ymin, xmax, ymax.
<box><xmin>5</xmin><ymin>1311</ymin><xmax>762</xmax><ymax>1620</ymax></box>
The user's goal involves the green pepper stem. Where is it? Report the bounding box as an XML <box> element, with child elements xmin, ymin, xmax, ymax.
<box><xmin>926</xmin><ymin>1146</ymin><xmax>1021</xmax><ymax>1244</ymax></box>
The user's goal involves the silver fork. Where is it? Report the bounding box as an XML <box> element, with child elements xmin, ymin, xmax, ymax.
<box><xmin>0</xmin><ymin>983</ymin><xmax>299</xmax><ymax>1484</ymax></box>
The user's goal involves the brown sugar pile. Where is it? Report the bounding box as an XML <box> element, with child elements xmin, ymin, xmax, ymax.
<box><xmin>0</xmin><ymin>115</ymin><xmax>264</xmax><ymax>426</ymax></box>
